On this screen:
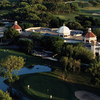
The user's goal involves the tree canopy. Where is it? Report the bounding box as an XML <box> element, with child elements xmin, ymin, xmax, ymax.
<box><xmin>93</xmin><ymin>28</ymin><xmax>100</xmax><ymax>41</ymax></box>
<box><xmin>40</xmin><ymin>36</ymin><xmax>64</xmax><ymax>53</ymax></box>
<box><xmin>60</xmin><ymin>56</ymin><xmax>68</xmax><ymax>80</ymax></box>
<box><xmin>89</xmin><ymin>60</ymin><xmax>100</xmax><ymax>85</ymax></box>
<box><xmin>17</xmin><ymin>38</ymin><xmax>34</xmax><ymax>53</ymax></box>
<box><xmin>4</xmin><ymin>28</ymin><xmax>20</xmax><ymax>44</ymax></box>
<box><xmin>58</xmin><ymin>44</ymin><xmax>93</xmax><ymax>63</ymax></box>
<box><xmin>0</xmin><ymin>90</ymin><xmax>12</xmax><ymax>100</ymax></box>
<box><xmin>0</xmin><ymin>0</ymin><xmax>11</xmax><ymax>9</ymax></box>
<box><xmin>0</xmin><ymin>55</ymin><xmax>25</xmax><ymax>82</ymax></box>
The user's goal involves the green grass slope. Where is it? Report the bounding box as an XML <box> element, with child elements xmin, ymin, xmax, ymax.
<box><xmin>11</xmin><ymin>72</ymin><xmax>79</xmax><ymax>100</ymax></box>
<box><xmin>9</xmin><ymin>70</ymin><xmax>100</xmax><ymax>100</ymax></box>
<box><xmin>0</xmin><ymin>48</ymin><xmax>59</xmax><ymax>67</ymax></box>
<box><xmin>54</xmin><ymin>7</ymin><xmax>100</xmax><ymax>21</ymax></box>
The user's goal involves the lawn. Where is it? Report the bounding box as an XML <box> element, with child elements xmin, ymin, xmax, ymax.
<box><xmin>54</xmin><ymin>7</ymin><xmax>100</xmax><ymax>21</ymax></box>
<box><xmin>8</xmin><ymin>70</ymin><xmax>100</xmax><ymax>100</ymax></box>
<box><xmin>1</xmin><ymin>48</ymin><xmax>100</xmax><ymax>100</ymax></box>
<box><xmin>0</xmin><ymin>48</ymin><xmax>60</xmax><ymax>67</ymax></box>
<box><xmin>10</xmin><ymin>72</ymin><xmax>79</xmax><ymax>100</ymax></box>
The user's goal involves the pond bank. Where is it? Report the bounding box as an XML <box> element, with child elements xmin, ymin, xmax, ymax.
<box><xmin>2</xmin><ymin>65</ymin><xmax>52</xmax><ymax>100</ymax></box>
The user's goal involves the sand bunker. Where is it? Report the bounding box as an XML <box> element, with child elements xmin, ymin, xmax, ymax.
<box><xmin>75</xmin><ymin>91</ymin><xmax>100</xmax><ymax>100</ymax></box>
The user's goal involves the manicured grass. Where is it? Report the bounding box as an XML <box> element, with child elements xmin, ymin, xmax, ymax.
<box><xmin>54</xmin><ymin>7</ymin><xmax>100</xmax><ymax>21</ymax></box>
<box><xmin>0</xmin><ymin>48</ymin><xmax>60</xmax><ymax>67</ymax></box>
<box><xmin>8</xmin><ymin>70</ymin><xmax>100</xmax><ymax>100</ymax></box>
<box><xmin>10</xmin><ymin>72</ymin><xmax>79</xmax><ymax>100</ymax></box>
<box><xmin>2</xmin><ymin>48</ymin><xmax>100</xmax><ymax>99</ymax></box>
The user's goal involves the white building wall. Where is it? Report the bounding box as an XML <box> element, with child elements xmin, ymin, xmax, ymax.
<box><xmin>83</xmin><ymin>37</ymin><xmax>97</xmax><ymax>43</ymax></box>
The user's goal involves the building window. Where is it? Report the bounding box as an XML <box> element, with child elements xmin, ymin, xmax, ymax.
<box><xmin>60</xmin><ymin>35</ymin><xmax>63</xmax><ymax>37</ymax></box>
<box><xmin>86</xmin><ymin>40</ymin><xmax>89</xmax><ymax>43</ymax></box>
<box><xmin>64</xmin><ymin>35</ymin><xmax>67</xmax><ymax>37</ymax></box>
<box><xmin>95</xmin><ymin>53</ymin><xmax>99</xmax><ymax>56</ymax></box>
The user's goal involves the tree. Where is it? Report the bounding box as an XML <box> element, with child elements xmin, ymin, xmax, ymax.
<box><xmin>70</xmin><ymin>3</ymin><xmax>79</xmax><ymax>13</ymax></box>
<box><xmin>94</xmin><ymin>18</ymin><xmax>99</xmax><ymax>26</ymax></box>
<box><xmin>53</xmin><ymin>40</ymin><xmax>64</xmax><ymax>53</ymax></box>
<box><xmin>34</xmin><ymin>4</ymin><xmax>47</xmax><ymax>12</ymax></box>
<box><xmin>87</xmin><ymin>2</ymin><xmax>92</xmax><ymax>7</ymax></box>
<box><xmin>29</xmin><ymin>0</ymin><xmax>43</xmax><ymax>4</ymax></box>
<box><xmin>28</xmin><ymin>13</ymin><xmax>40</xmax><ymax>21</ymax></box>
<box><xmin>0</xmin><ymin>55</ymin><xmax>25</xmax><ymax>82</ymax></box>
<box><xmin>17</xmin><ymin>38</ymin><xmax>34</xmax><ymax>53</ymax></box>
<box><xmin>39</xmin><ymin>12</ymin><xmax>53</xmax><ymax>26</ymax></box>
<box><xmin>92</xmin><ymin>1</ymin><xmax>99</xmax><ymax>7</ymax></box>
<box><xmin>68</xmin><ymin>58</ymin><xmax>81</xmax><ymax>73</ymax></box>
<box><xmin>88</xmin><ymin>17</ymin><xmax>94</xmax><ymax>25</ymax></box>
<box><xmin>0</xmin><ymin>0</ymin><xmax>11</xmax><ymax>9</ymax></box>
<box><xmin>93</xmin><ymin>28</ymin><xmax>100</xmax><ymax>41</ymax></box>
<box><xmin>59</xmin><ymin>44</ymin><xmax>93</xmax><ymax>63</ymax></box>
<box><xmin>0</xmin><ymin>90</ymin><xmax>12</xmax><ymax>100</ymax></box>
<box><xmin>84</xmin><ymin>20</ymin><xmax>92</xmax><ymax>27</ymax></box>
<box><xmin>65</xmin><ymin>3</ymin><xmax>71</xmax><ymax>14</ymax></box>
<box><xmin>51</xmin><ymin>3</ymin><xmax>60</xmax><ymax>14</ymax></box>
<box><xmin>50</xmin><ymin>17</ymin><xmax>60</xmax><ymax>28</ymax></box>
<box><xmin>30</xmin><ymin>32</ymin><xmax>42</xmax><ymax>45</ymax></box>
<box><xmin>78</xmin><ymin>1</ymin><xmax>84</xmax><ymax>8</ymax></box>
<box><xmin>19</xmin><ymin>23</ymin><xmax>33</xmax><ymax>30</ymax></box>
<box><xmin>60</xmin><ymin>56</ymin><xmax>68</xmax><ymax>80</ymax></box>
<box><xmin>67</xmin><ymin>22</ymin><xmax>83</xmax><ymax>30</ymax></box>
<box><xmin>40</xmin><ymin>36</ymin><xmax>64</xmax><ymax>53</ymax></box>
<box><xmin>18</xmin><ymin>2</ymin><xmax>29</xmax><ymax>7</ymax></box>
<box><xmin>60</xmin><ymin>3</ymin><xmax>66</xmax><ymax>14</ymax></box>
<box><xmin>4</xmin><ymin>28</ymin><xmax>20</xmax><ymax>44</ymax></box>
<box><xmin>89</xmin><ymin>61</ymin><xmax>100</xmax><ymax>85</ymax></box>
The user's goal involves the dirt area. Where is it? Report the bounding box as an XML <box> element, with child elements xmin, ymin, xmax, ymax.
<box><xmin>75</xmin><ymin>91</ymin><xmax>100</xmax><ymax>100</ymax></box>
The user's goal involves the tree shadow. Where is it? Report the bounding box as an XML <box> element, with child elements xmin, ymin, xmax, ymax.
<box><xmin>6</xmin><ymin>73</ymin><xmax>79</xmax><ymax>100</ymax></box>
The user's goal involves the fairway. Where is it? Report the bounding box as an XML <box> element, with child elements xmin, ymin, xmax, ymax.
<box><xmin>2</xmin><ymin>48</ymin><xmax>100</xmax><ymax>100</ymax></box>
<box><xmin>54</xmin><ymin>7</ymin><xmax>100</xmax><ymax>21</ymax></box>
<box><xmin>11</xmin><ymin>72</ymin><xmax>79</xmax><ymax>100</ymax></box>
<box><xmin>9</xmin><ymin>70</ymin><xmax>100</xmax><ymax>100</ymax></box>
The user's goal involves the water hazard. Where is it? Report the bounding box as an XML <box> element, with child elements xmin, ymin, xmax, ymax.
<box><xmin>0</xmin><ymin>65</ymin><xmax>51</xmax><ymax>100</ymax></box>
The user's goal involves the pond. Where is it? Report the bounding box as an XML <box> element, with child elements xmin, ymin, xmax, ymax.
<box><xmin>0</xmin><ymin>65</ymin><xmax>51</xmax><ymax>100</ymax></box>
<box><xmin>64</xmin><ymin>40</ymin><xmax>81</xmax><ymax>43</ymax></box>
